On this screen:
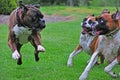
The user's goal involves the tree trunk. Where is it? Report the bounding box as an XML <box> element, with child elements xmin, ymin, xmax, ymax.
<box><xmin>67</xmin><ymin>0</ymin><xmax>74</xmax><ymax>6</ymax></box>
<box><xmin>84</xmin><ymin>0</ymin><xmax>89</xmax><ymax>6</ymax></box>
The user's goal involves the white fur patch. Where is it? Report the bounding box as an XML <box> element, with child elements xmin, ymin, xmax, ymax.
<box><xmin>37</xmin><ymin>45</ymin><xmax>45</xmax><ymax>52</ymax></box>
<box><xmin>80</xmin><ymin>34</ymin><xmax>94</xmax><ymax>54</ymax></box>
<box><xmin>13</xmin><ymin>24</ymin><xmax>32</xmax><ymax>44</ymax></box>
<box><xmin>12</xmin><ymin>50</ymin><xmax>20</xmax><ymax>60</ymax></box>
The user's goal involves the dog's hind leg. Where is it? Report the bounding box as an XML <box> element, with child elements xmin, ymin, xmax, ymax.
<box><xmin>67</xmin><ymin>44</ymin><xmax>83</xmax><ymax>67</ymax></box>
<box><xmin>16</xmin><ymin>43</ymin><xmax>22</xmax><ymax>65</ymax></box>
<box><xmin>104</xmin><ymin>58</ymin><xmax>119</xmax><ymax>78</ymax></box>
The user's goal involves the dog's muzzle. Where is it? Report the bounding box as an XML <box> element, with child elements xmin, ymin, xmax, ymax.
<box><xmin>31</xmin><ymin>18</ymin><xmax>46</xmax><ymax>31</ymax></box>
<box><xmin>40</xmin><ymin>19</ymin><xmax>46</xmax><ymax>28</ymax></box>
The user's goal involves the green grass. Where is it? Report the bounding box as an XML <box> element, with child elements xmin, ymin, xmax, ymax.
<box><xmin>0</xmin><ymin>6</ymin><xmax>120</xmax><ymax>80</ymax></box>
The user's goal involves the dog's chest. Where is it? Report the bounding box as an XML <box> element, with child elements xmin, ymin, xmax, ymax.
<box><xmin>101</xmin><ymin>32</ymin><xmax>120</xmax><ymax>63</ymax></box>
<box><xmin>13</xmin><ymin>24</ymin><xmax>32</xmax><ymax>44</ymax></box>
<box><xmin>80</xmin><ymin>34</ymin><xmax>94</xmax><ymax>54</ymax></box>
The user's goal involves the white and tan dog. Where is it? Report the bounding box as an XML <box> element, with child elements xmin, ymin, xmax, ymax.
<box><xmin>67</xmin><ymin>15</ymin><xmax>104</xmax><ymax>67</ymax></box>
<box><xmin>78</xmin><ymin>12</ymin><xmax>120</xmax><ymax>80</ymax></box>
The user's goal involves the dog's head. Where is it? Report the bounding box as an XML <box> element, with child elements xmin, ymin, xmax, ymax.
<box><xmin>101</xmin><ymin>9</ymin><xmax>110</xmax><ymax>15</ymax></box>
<box><xmin>17</xmin><ymin>1</ymin><xmax>46</xmax><ymax>31</ymax></box>
<box><xmin>95</xmin><ymin>12</ymin><xmax>120</xmax><ymax>35</ymax></box>
<box><xmin>81</xmin><ymin>11</ymin><xmax>120</xmax><ymax>36</ymax></box>
<box><xmin>81</xmin><ymin>14</ymin><xmax>99</xmax><ymax>35</ymax></box>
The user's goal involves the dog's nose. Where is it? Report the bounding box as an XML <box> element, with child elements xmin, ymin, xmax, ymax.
<box><xmin>40</xmin><ymin>18</ymin><xmax>45</xmax><ymax>23</ymax></box>
<box><xmin>42</xmin><ymin>19</ymin><xmax>45</xmax><ymax>23</ymax></box>
<box><xmin>42</xmin><ymin>19</ymin><xmax>46</xmax><ymax>28</ymax></box>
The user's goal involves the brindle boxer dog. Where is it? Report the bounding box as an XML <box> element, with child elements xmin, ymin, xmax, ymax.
<box><xmin>8</xmin><ymin>1</ymin><xmax>46</xmax><ymax>65</ymax></box>
<box><xmin>79</xmin><ymin>11</ymin><xmax>120</xmax><ymax>80</ymax></box>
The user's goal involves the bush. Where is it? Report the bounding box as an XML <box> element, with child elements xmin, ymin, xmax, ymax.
<box><xmin>0</xmin><ymin>0</ymin><xmax>17</xmax><ymax>15</ymax></box>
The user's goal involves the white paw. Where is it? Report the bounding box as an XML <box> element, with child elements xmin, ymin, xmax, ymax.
<box><xmin>37</xmin><ymin>45</ymin><xmax>45</xmax><ymax>52</ymax></box>
<box><xmin>79</xmin><ymin>72</ymin><xmax>88</xmax><ymax>80</ymax></box>
<box><xmin>67</xmin><ymin>59</ymin><xmax>73</xmax><ymax>67</ymax></box>
<box><xmin>79</xmin><ymin>76</ymin><xmax>86</xmax><ymax>80</ymax></box>
<box><xmin>12</xmin><ymin>50</ymin><xmax>20</xmax><ymax>60</ymax></box>
<box><xmin>79</xmin><ymin>77</ymin><xmax>86</xmax><ymax>80</ymax></box>
<box><xmin>67</xmin><ymin>62</ymin><xmax>73</xmax><ymax>67</ymax></box>
<box><xmin>104</xmin><ymin>66</ymin><xmax>111</xmax><ymax>72</ymax></box>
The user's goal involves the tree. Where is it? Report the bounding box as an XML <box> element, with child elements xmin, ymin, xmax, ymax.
<box><xmin>83</xmin><ymin>0</ymin><xmax>89</xmax><ymax>6</ymax></box>
<box><xmin>0</xmin><ymin>0</ymin><xmax>17</xmax><ymax>15</ymax></box>
<box><xmin>67</xmin><ymin>0</ymin><xmax>80</xmax><ymax>6</ymax></box>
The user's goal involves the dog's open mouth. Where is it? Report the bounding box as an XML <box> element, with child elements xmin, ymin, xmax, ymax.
<box><xmin>92</xmin><ymin>30</ymin><xmax>101</xmax><ymax>36</ymax></box>
<box><xmin>81</xmin><ymin>26</ymin><xmax>102</xmax><ymax>36</ymax></box>
<box><xmin>81</xmin><ymin>27</ymin><xmax>92</xmax><ymax>34</ymax></box>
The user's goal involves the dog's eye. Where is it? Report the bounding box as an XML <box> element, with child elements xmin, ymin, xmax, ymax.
<box><xmin>32</xmin><ymin>16</ymin><xmax>38</xmax><ymax>21</ymax></box>
<box><xmin>88</xmin><ymin>20</ymin><xmax>92</xmax><ymax>24</ymax></box>
<box><xmin>32</xmin><ymin>16</ymin><xmax>36</xmax><ymax>20</ymax></box>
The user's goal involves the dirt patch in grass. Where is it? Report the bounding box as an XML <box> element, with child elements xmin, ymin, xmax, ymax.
<box><xmin>0</xmin><ymin>15</ymin><xmax>9</xmax><ymax>25</ymax></box>
<box><xmin>0</xmin><ymin>14</ymin><xmax>75</xmax><ymax>25</ymax></box>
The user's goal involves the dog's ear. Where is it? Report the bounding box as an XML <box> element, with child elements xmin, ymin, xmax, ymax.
<box><xmin>19</xmin><ymin>1</ymin><xmax>28</xmax><ymax>12</ymax></box>
<box><xmin>91</xmin><ymin>14</ymin><xmax>94</xmax><ymax>16</ymax></box>
<box><xmin>34</xmin><ymin>4</ymin><xmax>40</xmax><ymax>8</ymax></box>
<box><xmin>111</xmin><ymin>11</ymin><xmax>120</xmax><ymax>21</ymax></box>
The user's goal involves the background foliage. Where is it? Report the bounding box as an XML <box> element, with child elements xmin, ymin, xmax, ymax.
<box><xmin>0</xmin><ymin>0</ymin><xmax>120</xmax><ymax>14</ymax></box>
<box><xmin>0</xmin><ymin>0</ymin><xmax>17</xmax><ymax>14</ymax></box>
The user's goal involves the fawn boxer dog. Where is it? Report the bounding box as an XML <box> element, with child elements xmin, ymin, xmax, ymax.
<box><xmin>79</xmin><ymin>11</ymin><xmax>120</xmax><ymax>80</ymax></box>
<box><xmin>67</xmin><ymin>10</ymin><xmax>111</xmax><ymax>67</ymax></box>
<box><xmin>8</xmin><ymin>1</ymin><xmax>46</xmax><ymax>65</ymax></box>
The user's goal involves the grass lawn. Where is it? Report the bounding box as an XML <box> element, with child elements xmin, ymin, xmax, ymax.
<box><xmin>0</xmin><ymin>6</ymin><xmax>120</xmax><ymax>80</ymax></box>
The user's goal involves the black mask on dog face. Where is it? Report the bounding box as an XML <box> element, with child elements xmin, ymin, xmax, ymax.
<box><xmin>93</xmin><ymin>17</ymin><xmax>109</xmax><ymax>35</ymax></box>
<box><xmin>25</xmin><ymin>7</ymin><xmax>45</xmax><ymax>31</ymax></box>
<box><xmin>29</xmin><ymin>10</ymin><xmax>46</xmax><ymax>31</ymax></box>
<box><xmin>19</xmin><ymin>3</ymin><xmax>46</xmax><ymax>31</ymax></box>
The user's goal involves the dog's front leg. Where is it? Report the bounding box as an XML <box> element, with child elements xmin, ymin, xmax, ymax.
<box><xmin>104</xmin><ymin>58</ymin><xmax>119</xmax><ymax>78</ymax></box>
<box><xmin>32</xmin><ymin>32</ymin><xmax>45</xmax><ymax>52</ymax></box>
<box><xmin>8</xmin><ymin>33</ymin><xmax>22</xmax><ymax>65</ymax></box>
<box><xmin>67</xmin><ymin>44</ymin><xmax>83</xmax><ymax>67</ymax></box>
<box><xmin>31</xmin><ymin>32</ymin><xmax>45</xmax><ymax>61</ymax></box>
<box><xmin>79</xmin><ymin>50</ymin><xmax>99</xmax><ymax>80</ymax></box>
<box><xmin>8</xmin><ymin>33</ymin><xmax>20</xmax><ymax>59</ymax></box>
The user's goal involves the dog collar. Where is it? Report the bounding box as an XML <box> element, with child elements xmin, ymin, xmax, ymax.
<box><xmin>106</xmin><ymin>28</ymin><xmax>119</xmax><ymax>37</ymax></box>
<box><xmin>16</xmin><ymin>8</ymin><xmax>25</xmax><ymax>26</ymax></box>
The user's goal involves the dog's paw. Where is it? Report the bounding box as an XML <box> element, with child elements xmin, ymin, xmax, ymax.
<box><xmin>37</xmin><ymin>45</ymin><xmax>45</xmax><ymax>52</ymax></box>
<box><xmin>67</xmin><ymin>58</ymin><xmax>73</xmax><ymax>67</ymax></box>
<box><xmin>12</xmin><ymin>50</ymin><xmax>20</xmax><ymax>60</ymax></box>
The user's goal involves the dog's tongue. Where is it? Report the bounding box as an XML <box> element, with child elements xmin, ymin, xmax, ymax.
<box><xmin>92</xmin><ymin>31</ymin><xmax>101</xmax><ymax>36</ymax></box>
<box><xmin>82</xmin><ymin>29</ymin><xmax>88</xmax><ymax>34</ymax></box>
